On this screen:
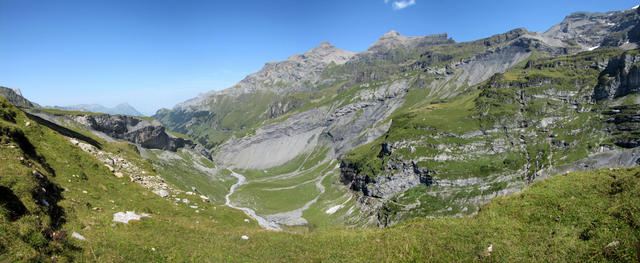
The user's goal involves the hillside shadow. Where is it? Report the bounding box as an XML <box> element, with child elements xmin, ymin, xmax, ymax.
<box><xmin>24</xmin><ymin>112</ymin><xmax>102</xmax><ymax>149</ymax></box>
<box><xmin>0</xmin><ymin>186</ymin><xmax>28</xmax><ymax>221</ymax></box>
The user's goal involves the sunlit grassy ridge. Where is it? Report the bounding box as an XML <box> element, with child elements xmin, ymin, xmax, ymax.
<box><xmin>1</xmin><ymin>96</ymin><xmax>639</xmax><ymax>262</ymax></box>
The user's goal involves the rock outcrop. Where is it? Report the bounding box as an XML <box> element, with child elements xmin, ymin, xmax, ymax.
<box><xmin>26</xmin><ymin>109</ymin><xmax>211</xmax><ymax>159</ymax></box>
<box><xmin>69</xmin><ymin>138</ymin><xmax>183</xmax><ymax>198</ymax></box>
<box><xmin>73</xmin><ymin>115</ymin><xmax>180</xmax><ymax>150</ymax></box>
<box><xmin>594</xmin><ymin>53</ymin><xmax>640</xmax><ymax>100</ymax></box>
<box><xmin>604</xmin><ymin>104</ymin><xmax>640</xmax><ymax>148</ymax></box>
<box><xmin>340</xmin><ymin>159</ymin><xmax>434</xmax><ymax>199</ymax></box>
<box><xmin>73</xmin><ymin>114</ymin><xmax>211</xmax><ymax>158</ymax></box>
<box><xmin>0</xmin><ymin>86</ymin><xmax>35</xmax><ymax>108</ymax></box>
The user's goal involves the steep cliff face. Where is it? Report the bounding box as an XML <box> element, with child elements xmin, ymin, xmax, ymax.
<box><xmin>340</xmin><ymin>156</ymin><xmax>434</xmax><ymax>199</ymax></box>
<box><xmin>594</xmin><ymin>53</ymin><xmax>640</xmax><ymax>100</ymax></box>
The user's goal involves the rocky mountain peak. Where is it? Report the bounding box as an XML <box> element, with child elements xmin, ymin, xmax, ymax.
<box><xmin>543</xmin><ymin>7</ymin><xmax>640</xmax><ymax>50</ymax></box>
<box><xmin>318</xmin><ymin>41</ymin><xmax>332</xmax><ymax>48</ymax></box>
<box><xmin>294</xmin><ymin>41</ymin><xmax>355</xmax><ymax>65</ymax></box>
<box><xmin>382</xmin><ymin>30</ymin><xmax>401</xmax><ymax>38</ymax></box>
<box><xmin>0</xmin><ymin>86</ymin><xmax>34</xmax><ymax>108</ymax></box>
<box><xmin>9</xmin><ymin>87</ymin><xmax>22</xmax><ymax>96</ymax></box>
<box><xmin>374</xmin><ymin>30</ymin><xmax>407</xmax><ymax>44</ymax></box>
<box><xmin>368</xmin><ymin>31</ymin><xmax>451</xmax><ymax>52</ymax></box>
<box><xmin>187</xmin><ymin>42</ymin><xmax>357</xmax><ymax>98</ymax></box>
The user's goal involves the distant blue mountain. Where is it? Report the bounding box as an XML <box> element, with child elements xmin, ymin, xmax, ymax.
<box><xmin>52</xmin><ymin>103</ymin><xmax>145</xmax><ymax>116</ymax></box>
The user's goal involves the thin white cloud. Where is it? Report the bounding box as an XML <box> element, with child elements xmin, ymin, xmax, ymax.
<box><xmin>384</xmin><ymin>0</ymin><xmax>390</xmax><ymax>3</ymax></box>
<box><xmin>390</xmin><ymin>0</ymin><xmax>415</xmax><ymax>10</ymax></box>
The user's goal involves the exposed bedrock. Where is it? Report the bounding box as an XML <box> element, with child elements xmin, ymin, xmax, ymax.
<box><xmin>25</xmin><ymin>109</ymin><xmax>211</xmax><ymax>159</ymax></box>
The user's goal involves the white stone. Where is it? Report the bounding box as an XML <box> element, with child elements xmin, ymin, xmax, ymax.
<box><xmin>113</xmin><ymin>211</ymin><xmax>150</xmax><ymax>224</ymax></box>
<box><xmin>72</xmin><ymin>232</ymin><xmax>86</xmax><ymax>241</ymax></box>
<box><xmin>241</xmin><ymin>235</ymin><xmax>249</xmax><ymax>240</ymax></box>
<box><xmin>605</xmin><ymin>240</ymin><xmax>620</xmax><ymax>248</ymax></box>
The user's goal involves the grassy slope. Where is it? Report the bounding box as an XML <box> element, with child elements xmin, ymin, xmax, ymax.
<box><xmin>145</xmin><ymin>148</ymin><xmax>234</xmax><ymax>204</ymax></box>
<box><xmin>1</xmin><ymin>97</ymin><xmax>639</xmax><ymax>261</ymax></box>
<box><xmin>0</xmin><ymin>97</ymin><xmax>256</xmax><ymax>262</ymax></box>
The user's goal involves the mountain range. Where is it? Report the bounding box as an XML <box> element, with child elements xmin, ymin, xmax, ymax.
<box><xmin>49</xmin><ymin>103</ymin><xmax>144</xmax><ymax>116</ymax></box>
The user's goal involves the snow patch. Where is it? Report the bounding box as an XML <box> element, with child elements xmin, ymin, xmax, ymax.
<box><xmin>113</xmin><ymin>211</ymin><xmax>150</xmax><ymax>224</ymax></box>
<box><xmin>325</xmin><ymin>196</ymin><xmax>352</xmax><ymax>215</ymax></box>
<box><xmin>325</xmin><ymin>205</ymin><xmax>344</xmax><ymax>215</ymax></box>
<box><xmin>588</xmin><ymin>45</ymin><xmax>600</xmax><ymax>51</ymax></box>
<box><xmin>633</xmin><ymin>5</ymin><xmax>639</xmax><ymax>9</ymax></box>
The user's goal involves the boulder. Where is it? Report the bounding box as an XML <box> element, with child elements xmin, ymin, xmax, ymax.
<box><xmin>153</xmin><ymin>189</ymin><xmax>169</xmax><ymax>198</ymax></box>
<box><xmin>199</xmin><ymin>195</ymin><xmax>210</xmax><ymax>202</ymax></box>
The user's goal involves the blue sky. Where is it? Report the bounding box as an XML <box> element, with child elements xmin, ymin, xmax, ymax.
<box><xmin>0</xmin><ymin>0</ymin><xmax>636</xmax><ymax>115</ymax></box>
